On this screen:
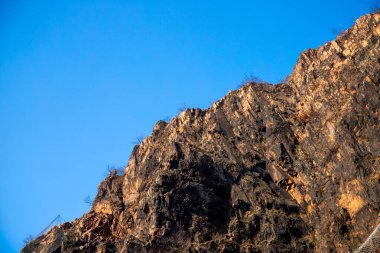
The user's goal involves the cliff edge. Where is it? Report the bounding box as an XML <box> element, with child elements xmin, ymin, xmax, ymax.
<box><xmin>22</xmin><ymin>13</ymin><xmax>380</xmax><ymax>253</ymax></box>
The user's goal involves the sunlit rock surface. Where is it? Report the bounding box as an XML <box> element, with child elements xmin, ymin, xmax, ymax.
<box><xmin>22</xmin><ymin>12</ymin><xmax>380</xmax><ymax>253</ymax></box>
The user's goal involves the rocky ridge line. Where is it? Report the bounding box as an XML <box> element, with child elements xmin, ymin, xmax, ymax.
<box><xmin>22</xmin><ymin>12</ymin><xmax>380</xmax><ymax>253</ymax></box>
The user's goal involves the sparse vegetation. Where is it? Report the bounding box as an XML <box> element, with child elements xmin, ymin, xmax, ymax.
<box><xmin>22</xmin><ymin>12</ymin><xmax>380</xmax><ymax>253</ymax></box>
<box><xmin>105</xmin><ymin>165</ymin><xmax>125</xmax><ymax>176</ymax></box>
<box><xmin>132</xmin><ymin>135</ymin><xmax>145</xmax><ymax>145</ymax></box>
<box><xmin>84</xmin><ymin>195</ymin><xmax>93</xmax><ymax>206</ymax></box>
<box><xmin>331</xmin><ymin>28</ymin><xmax>345</xmax><ymax>36</ymax></box>
<box><xmin>23</xmin><ymin>235</ymin><xmax>34</xmax><ymax>245</ymax></box>
<box><xmin>238</xmin><ymin>73</ymin><xmax>264</xmax><ymax>89</ymax></box>
<box><xmin>178</xmin><ymin>104</ymin><xmax>188</xmax><ymax>113</ymax></box>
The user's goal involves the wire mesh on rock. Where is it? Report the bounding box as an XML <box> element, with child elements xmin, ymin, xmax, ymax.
<box><xmin>354</xmin><ymin>224</ymin><xmax>380</xmax><ymax>253</ymax></box>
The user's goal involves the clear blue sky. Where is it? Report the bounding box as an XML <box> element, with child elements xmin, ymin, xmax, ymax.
<box><xmin>0</xmin><ymin>0</ymin><xmax>376</xmax><ymax>251</ymax></box>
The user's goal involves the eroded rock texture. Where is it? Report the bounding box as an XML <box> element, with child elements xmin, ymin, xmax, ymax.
<box><xmin>22</xmin><ymin>13</ymin><xmax>380</xmax><ymax>253</ymax></box>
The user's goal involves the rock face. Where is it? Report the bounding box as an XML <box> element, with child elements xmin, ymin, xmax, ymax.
<box><xmin>22</xmin><ymin>13</ymin><xmax>380</xmax><ymax>253</ymax></box>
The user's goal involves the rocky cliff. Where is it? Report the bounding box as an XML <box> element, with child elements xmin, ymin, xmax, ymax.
<box><xmin>22</xmin><ymin>12</ymin><xmax>380</xmax><ymax>253</ymax></box>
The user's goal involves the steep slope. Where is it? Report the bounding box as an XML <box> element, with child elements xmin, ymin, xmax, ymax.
<box><xmin>22</xmin><ymin>13</ymin><xmax>380</xmax><ymax>253</ymax></box>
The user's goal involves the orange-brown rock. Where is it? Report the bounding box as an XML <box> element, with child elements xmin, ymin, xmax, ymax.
<box><xmin>22</xmin><ymin>12</ymin><xmax>380</xmax><ymax>253</ymax></box>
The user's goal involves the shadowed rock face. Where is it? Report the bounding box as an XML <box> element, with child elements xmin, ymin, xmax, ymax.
<box><xmin>22</xmin><ymin>13</ymin><xmax>380</xmax><ymax>253</ymax></box>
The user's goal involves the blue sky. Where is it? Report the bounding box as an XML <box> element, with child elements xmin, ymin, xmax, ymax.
<box><xmin>0</xmin><ymin>0</ymin><xmax>376</xmax><ymax>251</ymax></box>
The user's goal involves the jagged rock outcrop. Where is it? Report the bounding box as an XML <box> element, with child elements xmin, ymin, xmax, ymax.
<box><xmin>22</xmin><ymin>12</ymin><xmax>380</xmax><ymax>253</ymax></box>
